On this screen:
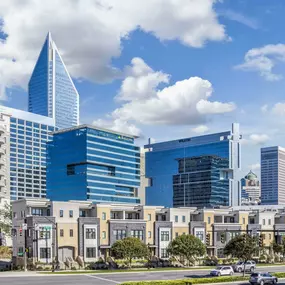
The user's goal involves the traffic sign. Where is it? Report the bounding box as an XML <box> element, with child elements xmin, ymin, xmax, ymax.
<box><xmin>22</xmin><ymin>223</ymin><xmax>27</xmax><ymax>230</ymax></box>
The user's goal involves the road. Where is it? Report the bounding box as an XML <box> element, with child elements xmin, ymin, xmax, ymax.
<box><xmin>1</xmin><ymin>266</ymin><xmax>285</xmax><ymax>285</ymax></box>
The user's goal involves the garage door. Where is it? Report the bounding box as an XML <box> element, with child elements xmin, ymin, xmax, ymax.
<box><xmin>58</xmin><ymin>247</ymin><xmax>74</xmax><ymax>262</ymax></box>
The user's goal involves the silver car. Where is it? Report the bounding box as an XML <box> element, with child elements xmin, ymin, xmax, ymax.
<box><xmin>234</xmin><ymin>260</ymin><xmax>256</xmax><ymax>273</ymax></box>
<box><xmin>249</xmin><ymin>272</ymin><xmax>278</xmax><ymax>285</ymax></box>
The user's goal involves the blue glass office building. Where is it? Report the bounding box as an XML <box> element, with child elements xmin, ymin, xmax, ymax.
<box><xmin>46</xmin><ymin>125</ymin><xmax>141</xmax><ymax>204</ymax></box>
<box><xmin>145</xmin><ymin>123</ymin><xmax>242</xmax><ymax>208</ymax></box>
<box><xmin>0</xmin><ymin>106</ymin><xmax>56</xmax><ymax>200</ymax></box>
<box><xmin>28</xmin><ymin>32</ymin><xmax>79</xmax><ymax>129</ymax></box>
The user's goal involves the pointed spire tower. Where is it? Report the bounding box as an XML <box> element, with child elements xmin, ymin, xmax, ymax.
<box><xmin>28</xmin><ymin>32</ymin><xmax>79</xmax><ymax>129</ymax></box>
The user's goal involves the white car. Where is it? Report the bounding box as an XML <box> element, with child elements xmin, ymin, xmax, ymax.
<box><xmin>210</xmin><ymin>266</ymin><xmax>234</xmax><ymax>277</ymax></box>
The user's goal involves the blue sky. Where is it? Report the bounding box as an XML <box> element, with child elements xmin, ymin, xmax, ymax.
<box><xmin>1</xmin><ymin>0</ymin><xmax>285</xmax><ymax>177</ymax></box>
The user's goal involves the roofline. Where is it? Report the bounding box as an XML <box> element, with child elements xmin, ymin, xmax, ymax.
<box><xmin>50</xmin><ymin>124</ymin><xmax>139</xmax><ymax>139</ymax></box>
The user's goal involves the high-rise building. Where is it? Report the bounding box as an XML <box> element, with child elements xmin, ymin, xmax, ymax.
<box><xmin>261</xmin><ymin>146</ymin><xmax>285</xmax><ymax>205</ymax></box>
<box><xmin>0</xmin><ymin>105</ymin><xmax>56</xmax><ymax>201</ymax></box>
<box><xmin>28</xmin><ymin>32</ymin><xmax>79</xmax><ymax>129</ymax></box>
<box><xmin>46</xmin><ymin>125</ymin><xmax>141</xmax><ymax>204</ymax></box>
<box><xmin>173</xmin><ymin>155</ymin><xmax>230</xmax><ymax>208</ymax></box>
<box><xmin>241</xmin><ymin>170</ymin><xmax>260</xmax><ymax>205</ymax></box>
<box><xmin>138</xmin><ymin>149</ymin><xmax>150</xmax><ymax>205</ymax></box>
<box><xmin>145</xmin><ymin>123</ymin><xmax>242</xmax><ymax>208</ymax></box>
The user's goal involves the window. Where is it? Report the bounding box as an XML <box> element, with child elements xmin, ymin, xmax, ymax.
<box><xmin>79</xmin><ymin>210</ymin><xmax>86</xmax><ymax>217</ymax></box>
<box><xmin>175</xmin><ymin>215</ymin><xmax>178</xmax><ymax>223</ymax></box>
<box><xmin>208</xmin><ymin>217</ymin><xmax>211</xmax><ymax>224</ymax></box>
<box><xmin>242</xmin><ymin>217</ymin><xmax>245</xmax><ymax>224</ymax></box>
<box><xmin>268</xmin><ymin>219</ymin><xmax>271</xmax><ymax>225</ymax></box>
<box><xmin>40</xmin><ymin>248</ymin><xmax>51</xmax><ymax>259</ymax></box>
<box><xmin>269</xmin><ymin>233</ymin><xmax>272</xmax><ymax>240</ymax></box>
<box><xmin>32</xmin><ymin>208</ymin><xmax>43</xmax><ymax>216</ymax></box>
<box><xmin>86</xmin><ymin>247</ymin><xmax>96</xmax><ymax>258</ymax></box>
<box><xmin>196</xmin><ymin>231</ymin><xmax>204</xmax><ymax>241</ymax></box>
<box><xmin>39</xmin><ymin>227</ymin><xmax>51</xmax><ymax>239</ymax></box>
<box><xmin>13</xmin><ymin>212</ymin><xmax>17</xmax><ymax>218</ymax></box>
<box><xmin>182</xmin><ymin>216</ymin><xmax>186</xmax><ymax>223</ymax></box>
<box><xmin>148</xmin><ymin>214</ymin><xmax>151</xmax><ymax>221</ymax></box>
<box><xmin>60</xmin><ymin>210</ymin><xmax>63</xmax><ymax>218</ymax></box>
<box><xmin>102</xmin><ymin>231</ymin><xmax>106</xmax><ymax>239</ymax></box>
<box><xmin>175</xmin><ymin>232</ymin><xmax>179</xmax><ymax>238</ymax></box>
<box><xmin>102</xmin><ymin>212</ymin><xmax>106</xmax><ymax>220</ymax></box>
<box><xmin>69</xmin><ymin>210</ymin><xmax>73</xmax><ymax>218</ymax></box>
<box><xmin>262</xmin><ymin>219</ymin><xmax>265</xmax><ymax>225</ymax></box>
<box><xmin>161</xmin><ymin>231</ymin><xmax>170</xmax><ymax>241</ymax></box>
<box><xmin>148</xmin><ymin>231</ymin><xmax>151</xmax><ymax>238</ymax></box>
<box><xmin>113</xmin><ymin>230</ymin><xmax>126</xmax><ymax>240</ymax></box>
<box><xmin>131</xmin><ymin>230</ymin><xmax>143</xmax><ymax>240</ymax></box>
<box><xmin>86</xmin><ymin>228</ymin><xmax>96</xmax><ymax>239</ymax></box>
<box><xmin>60</xmin><ymin>229</ymin><xmax>64</xmax><ymax>237</ymax></box>
<box><xmin>161</xmin><ymin>248</ymin><xmax>169</xmax><ymax>258</ymax></box>
<box><xmin>70</xmin><ymin>229</ymin><xmax>74</xmax><ymax>237</ymax></box>
<box><xmin>47</xmin><ymin>209</ymin><xmax>50</xmax><ymax>216</ymax></box>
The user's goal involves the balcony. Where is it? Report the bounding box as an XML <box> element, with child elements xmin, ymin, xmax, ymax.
<box><xmin>0</xmin><ymin>137</ymin><xmax>5</xmax><ymax>144</ymax></box>
<box><xmin>0</xmin><ymin>158</ymin><xmax>6</xmax><ymax>166</ymax></box>
<box><xmin>0</xmin><ymin>147</ymin><xmax>5</xmax><ymax>155</ymax></box>
<box><xmin>0</xmin><ymin>126</ymin><xmax>5</xmax><ymax>133</ymax></box>
<box><xmin>0</xmin><ymin>169</ymin><xmax>6</xmax><ymax>176</ymax></box>
<box><xmin>0</xmin><ymin>179</ymin><xmax>5</xmax><ymax>187</ymax></box>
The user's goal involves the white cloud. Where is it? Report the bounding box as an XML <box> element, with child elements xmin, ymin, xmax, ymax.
<box><xmin>261</xmin><ymin>104</ymin><xmax>268</xmax><ymax>113</ymax></box>
<box><xmin>192</xmin><ymin>125</ymin><xmax>209</xmax><ymax>134</ymax></box>
<box><xmin>272</xmin><ymin>102</ymin><xmax>285</xmax><ymax>116</ymax></box>
<box><xmin>248</xmin><ymin>134</ymin><xmax>270</xmax><ymax>145</ymax></box>
<box><xmin>92</xmin><ymin>118</ymin><xmax>141</xmax><ymax>137</ymax></box>
<box><xmin>112</xmin><ymin>58</ymin><xmax>236</xmax><ymax>125</ymax></box>
<box><xmin>249</xmin><ymin>163</ymin><xmax>261</xmax><ymax>171</ymax></box>
<box><xmin>0</xmin><ymin>0</ymin><xmax>227</xmax><ymax>99</ymax></box>
<box><xmin>235</xmin><ymin>44</ymin><xmax>285</xmax><ymax>81</ymax></box>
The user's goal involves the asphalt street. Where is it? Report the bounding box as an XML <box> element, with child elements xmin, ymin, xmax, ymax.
<box><xmin>1</xmin><ymin>266</ymin><xmax>285</xmax><ymax>285</ymax></box>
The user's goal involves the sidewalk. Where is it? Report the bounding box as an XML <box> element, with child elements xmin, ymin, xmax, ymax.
<box><xmin>0</xmin><ymin>271</ymin><xmax>39</xmax><ymax>277</ymax></box>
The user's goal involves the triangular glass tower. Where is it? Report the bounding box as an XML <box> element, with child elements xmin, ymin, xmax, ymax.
<box><xmin>28</xmin><ymin>32</ymin><xmax>79</xmax><ymax>129</ymax></box>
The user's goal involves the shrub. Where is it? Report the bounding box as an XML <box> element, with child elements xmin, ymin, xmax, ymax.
<box><xmin>71</xmin><ymin>266</ymin><xmax>77</xmax><ymax>270</ymax></box>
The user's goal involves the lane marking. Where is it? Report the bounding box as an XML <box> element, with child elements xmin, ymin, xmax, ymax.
<box><xmin>85</xmin><ymin>274</ymin><xmax>120</xmax><ymax>284</ymax></box>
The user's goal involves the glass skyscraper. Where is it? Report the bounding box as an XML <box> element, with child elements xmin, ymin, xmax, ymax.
<box><xmin>261</xmin><ymin>146</ymin><xmax>285</xmax><ymax>205</ymax></box>
<box><xmin>145</xmin><ymin>123</ymin><xmax>242</xmax><ymax>208</ymax></box>
<box><xmin>28</xmin><ymin>32</ymin><xmax>79</xmax><ymax>129</ymax></box>
<box><xmin>46</xmin><ymin>125</ymin><xmax>141</xmax><ymax>204</ymax></box>
<box><xmin>0</xmin><ymin>106</ymin><xmax>56</xmax><ymax>201</ymax></box>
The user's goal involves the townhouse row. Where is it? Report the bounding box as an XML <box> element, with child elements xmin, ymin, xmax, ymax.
<box><xmin>12</xmin><ymin>199</ymin><xmax>285</xmax><ymax>265</ymax></box>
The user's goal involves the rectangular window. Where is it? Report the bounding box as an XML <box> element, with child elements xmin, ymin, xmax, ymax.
<box><xmin>79</xmin><ymin>210</ymin><xmax>86</xmax><ymax>217</ymax></box>
<box><xmin>208</xmin><ymin>217</ymin><xmax>211</xmax><ymax>224</ymax></box>
<box><xmin>32</xmin><ymin>208</ymin><xmax>43</xmax><ymax>216</ymax></box>
<box><xmin>161</xmin><ymin>231</ymin><xmax>170</xmax><ymax>241</ymax></box>
<box><xmin>113</xmin><ymin>230</ymin><xmax>126</xmax><ymax>240</ymax></box>
<box><xmin>102</xmin><ymin>212</ymin><xmax>106</xmax><ymax>220</ymax></box>
<box><xmin>69</xmin><ymin>210</ymin><xmax>73</xmax><ymax>218</ymax></box>
<box><xmin>148</xmin><ymin>231</ymin><xmax>151</xmax><ymax>238</ymax></box>
<box><xmin>131</xmin><ymin>230</ymin><xmax>144</xmax><ymax>240</ymax></box>
<box><xmin>148</xmin><ymin>214</ymin><xmax>151</xmax><ymax>221</ymax></box>
<box><xmin>268</xmin><ymin>219</ymin><xmax>271</xmax><ymax>225</ymax></box>
<box><xmin>175</xmin><ymin>232</ymin><xmax>179</xmax><ymax>238</ymax></box>
<box><xmin>242</xmin><ymin>217</ymin><xmax>245</xmax><ymax>224</ymax></box>
<box><xmin>262</xmin><ymin>219</ymin><xmax>265</xmax><ymax>225</ymax></box>
<box><xmin>161</xmin><ymin>248</ymin><xmax>169</xmax><ymax>258</ymax></box>
<box><xmin>40</xmin><ymin>248</ymin><xmax>51</xmax><ymax>259</ymax></box>
<box><xmin>86</xmin><ymin>228</ymin><xmax>96</xmax><ymax>239</ymax></box>
<box><xmin>70</xmin><ymin>229</ymin><xmax>74</xmax><ymax>237</ymax></box>
<box><xmin>86</xmin><ymin>247</ymin><xmax>96</xmax><ymax>258</ymax></box>
<box><xmin>196</xmin><ymin>231</ymin><xmax>204</xmax><ymax>241</ymax></box>
<box><xmin>102</xmin><ymin>231</ymin><xmax>106</xmax><ymax>239</ymax></box>
<box><xmin>182</xmin><ymin>216</ymin><xmax>186</xmax><ymax>223</ymax></box>
<box><xmin>60</xmin><ymin>229</ymin><xmax>64</xmax><ymax>237</ymax></box>
<box><xmin>175</xmin><ymin>215</ymin><xmax>178</xmax><ymax>223</ymax></box>
<box><xmin>60</xmin><ymin>210</ymin><xmax>63</xmax><ymax>218</ymax></box>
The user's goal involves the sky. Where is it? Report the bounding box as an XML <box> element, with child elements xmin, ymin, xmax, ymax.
<box><xmin>1</xmin><ymin>0</ymin><xmax>285</xmax><ymax>177</ymax></box>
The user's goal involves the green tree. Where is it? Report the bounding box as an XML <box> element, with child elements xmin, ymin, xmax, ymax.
<box><xmin>0</xmin><ymin>202</ymin><xmax>12</xmax><ymax>236</ymax></box>
<box><xmin>224</xmin><ymin>234</ymin><xmax>258</xmax><ymax>276</ymax></box>
<box><xmin>167</xmin><ymin>234</ymin><xmax>206</xmax><ymax>266</ymax></box>
<box><xmin>111</xmin><ymin>237</ymin><xmax>149</xmax><ymax>268</ymax></box>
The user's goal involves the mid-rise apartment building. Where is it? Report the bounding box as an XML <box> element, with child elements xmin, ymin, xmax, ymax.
<box><xmin>12</xmin><ymin>199</ymin><xmax>285</xmax><ymax>265</ymax></box>
<box><xmin>145</xmin><ymin>123</ymin><xmax>242</xmax><ymax>208</ymax></box>
<box><xmin>261</xmin><ymin>146</ymin><xmax>285</xmax><ymax>205</ymax></box>
<box><xmin>28</xmin><ymin>32</ymin><xmax>79</xmax><ymax>129</ymax></box>
<box><xmin>46</xmin><ymin>125</ymin><xmax>141</xmax><ymax>204</ymax></box>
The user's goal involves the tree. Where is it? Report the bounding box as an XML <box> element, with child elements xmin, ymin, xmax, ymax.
<box><xmin>224</xmin><ymin>234</ymin><xmax>258</xmax><ymax>276</ymax></box>
<box><xmin>272</xmin><ymin>237</ymin><xmax>285</xmax><ymax>261</ymax></box>
<box><xmin>111</xmin><ymin>237</ymin><xmax>149</xmax><ymax>268</ymax></box>
<box><xmin>0</xmin><ymin>201</ymin><xmax>12</xmax><ymax>237</ymax></box>
<box><xmin>167</xmin><ymin>234</ymin><xmax>206</xmax><ymax>266</ymax></box>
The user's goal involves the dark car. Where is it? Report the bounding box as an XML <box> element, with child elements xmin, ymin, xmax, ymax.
<box><xmin>249</xmin><ymin>272</ymin><xmax>278</xmax><ymax>285</ymax></box>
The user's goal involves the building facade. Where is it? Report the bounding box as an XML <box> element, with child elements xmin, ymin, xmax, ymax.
<box><xmin>46</xmin><ymin>125</ymin><xmax>141</xmax><ymax>204</ymax></box>
<box><xmin>12</xmin><ymin>199</ymin><xmax>285</xmax><ymax>265</ymax></box>
<box><xmin>241</xmin><ymin>170</ymin><xmax>261</xmax><ymax>205</ymax></box>
<box><xmin>261</xmin><ymin>146</ymin><xmax>285</xmax><ymax>205</ymax></box>
<box><xmin>0</xmin><ymin>105</ymin><xmax>56</xmax><ymax>201</ymax></box>
<box><xmin>145</xmin><ymin>123</ymin><xmax>242</xmax><ymax>208</ymax></box>
<box><xmin>28</xmin><ymin>32</ymin><xmax>79</xmax><ymax>129</ymax></box>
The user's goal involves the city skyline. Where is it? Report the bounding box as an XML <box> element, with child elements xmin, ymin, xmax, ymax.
<box><xmin>1</xmin><ymin>1</ymin><xmax>285</xmax><ymax>178</ymax></box>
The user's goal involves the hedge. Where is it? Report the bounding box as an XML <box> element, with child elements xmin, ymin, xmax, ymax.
<box><xmin>121</xmin><ymin>276</ymin><xmax>248</xmax><ymax>285</ymax></box>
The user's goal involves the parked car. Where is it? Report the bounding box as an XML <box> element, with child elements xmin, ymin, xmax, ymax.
<box><xmin>210</xmin><ymin>266</ymin><xmax>234</xmax><ymax>276</ymax></box>
<box><xmin>234</xmin><ymin>260</ymin><xmax>256</xmax><ymax>273</ymax></box>
<box><xmin>249</xmin><ymin>272</ymin><xmax>278</xmax><ymax>285</ymax></box>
